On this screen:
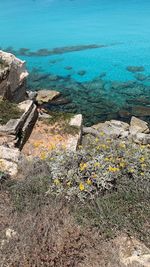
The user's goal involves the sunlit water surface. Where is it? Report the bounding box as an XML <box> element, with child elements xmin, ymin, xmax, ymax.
<box><xmin>0</xmin><ymin>0</ymin><xmax>150</xmax><ymax>125</ymax></box>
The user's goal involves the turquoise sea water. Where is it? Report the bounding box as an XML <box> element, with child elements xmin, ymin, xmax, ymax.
<box><xmin>0</xmin><ymin>0</ymin><xmax>150</xmax><ymax>125</ymax></box>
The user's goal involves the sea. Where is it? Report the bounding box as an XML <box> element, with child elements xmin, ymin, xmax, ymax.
<box><xmin>0</xmin><ymin>0</ymin><xmax>150</xmax><ymax>125</ymax></box>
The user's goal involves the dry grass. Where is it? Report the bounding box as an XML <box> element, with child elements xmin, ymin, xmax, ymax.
<box><xmin>0</xmin><ymin>173</ymin><xmax>149</xmax><ymax>267</ymax></box>
<box><xmin>0</xmin><ymin>137</ymin><xmax>150</xmax><ymax>266</ymax></box>
<box><xmin>0</xmin><ymin>189</ymin><xmax>140</xmax><ymax>267</ymax></box>
<box><xmin>0</xmin><ymin>99</ymin><xmax>23</xmax><ymax>125</ymax></box>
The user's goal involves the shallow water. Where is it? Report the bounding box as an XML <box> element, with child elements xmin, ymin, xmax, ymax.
<box><xmin>0</xmin><ymin>0</ymin><xmax>150</xmax><ymax>125</ymax></box>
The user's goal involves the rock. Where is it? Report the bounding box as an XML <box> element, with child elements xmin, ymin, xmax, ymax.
<box><xmin>0</xmin><ymin>100</ymin><xmax>38</xmax><ymax>151</ymax></box>
<box><xmin>99</xmin><ymin>72</ymin><xmax>106</xmax><ymax>78</ymax></box>
<box><xmin>131</xmin><ymin>106</ymin><xmax>150</xmax><ymax>117</ymax></box>
<box><xmin>0</xmin><ymin>50</ymin><xmax>28</xmax><ymax>102</ymax></box>
<box><xmin>133</xmin><ymin>133</ymin><xmax>150</xmax><ymax>145</ymax></box>
<box><xmin>49</xmin><ymin>75</ymin><xmax>59</xmax><ymax>81</ymax></box>
<box><xmin>50</xmin><ymin>96</ymin><xmax>71</xmax><ymax>105</ymax></box>
<box><xmin>39</xmin><ymin>112</ymin><xmax>52</xmax><ymax>119</ymax></box>
<box><xmin>0</xmin><ymin>158</ymin><xmax>18</xmax><ymax>176</ymax></box>
<box><xmin>67</xmin><ymin>114</ymin><xmax>83</xmax><ymax>151</ymax></box>
<box><xmin>6</xmin><ymin>228</ymin><xmax>17</xmax><ymax>239</ymax></box>
<box><xmin>77</xmin><ymin>70</ymin><xmax>86</xmax><ymax>76</ymax></box>
<box><xmin>126</xmin><ymin>66</ymin><xmax>145</xmax><ymax>73</ymax></box>
<box><xmin>64</xmin><ymin>66</ymin><xmax>73</xmax><ymax>70</ymax></box>
<box><xmin>0</xmin><ymin>146</ymin><xmax>20</xmax><ymax>162</ymax></box>
<box><xmin>92</xmin><ymin>120</ymin><xmax>129</xmax><ymax>138</ymax></box>
<box><xmin>26</xmin><ymin>90</ymin><xmax>37</xmax><ymax>101</ymax></box>
<box><xmin>109</xmin><ymin>120</ymin><xmax>129</xmax><ymax>131</ymax></box>
<box><xmin>0</xmin><ymin>100</ymin><xmax>34</xmax><ymax>135</ymax></box>
<box><xmin>17</xmin><ymin>103</ymin><xmax>38</xmax><ymax>149</ymax></box>
<box><xmin>0</xmin><ymin>145</ymin><xmax>21</xmax><ymax>177</ymax></box>
<box><xmin>69</xmin><ymin>114</ymin><xmax>83</xmax><ymax>128</ymax></box>
<box><xmin>114</xmin><ymin>234</ymin><xmax>150</xmax><ymax>267</ymax></box>
<box><xmin>129</xmin><ymin>116</ymin><xmax>149</xmax><ymax>136</ymax></box>
<box><xmin>135</xmin><ymin>73</ymin><xmax>147</xmax><ymax>81</ymax></box>
<box><xmin>119</xmin><ymin>110</ymin><xmax>131</xmax><ymax>118</ymax></box>
<box><xmin>36</xmin><ymin>90</ymin><xmax>60</xmax><ymax>104</ymax></box>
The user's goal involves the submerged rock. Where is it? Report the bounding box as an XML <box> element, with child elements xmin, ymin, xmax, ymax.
<box><xmin>77</xmin><ymin>70</ymin><xmax>86</xmax><ymax>76</ymax></box>
<box><xmin>135</xmin><ymin>73</ymin><xmax>148</xmax><ymax>81</ymax></box>
<box><xmin>126</xmin><ymin>65</ymin><xmax>145</xmax><ymax>73</ymax></box>
<box><xmin>64</xmin><ymin>66</ymin><xmax>73</xmax><ymax>70</ymax></box>
<box><xmin>131</xmin><ymin>105</ymin><xmax>150</xmax><ymax>117</ymax></box>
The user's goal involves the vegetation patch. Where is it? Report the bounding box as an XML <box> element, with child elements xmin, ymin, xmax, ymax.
<box><xmin>0</xmin><ymin>99</ymin><xmax>23</xmax><ymax>125</ymax></box>
<box><xmin>41</xmin><ymin>111</ymin><xmax>79</xmax><ymax>135</ymax></box>
<box><xmin>0</xmin><ymin>136</ymin><xmax>149</xmax><ymax>266</ymax></box>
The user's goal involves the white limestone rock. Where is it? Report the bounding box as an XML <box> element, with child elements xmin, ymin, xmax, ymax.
<box><xmin>0</xmin><ymin>158</ymin><xmax>18</xmax><ymax>176</ymax></box>
<box><xmin>0</xmin><ymin>50</ymin><xmax>28</xmax><ymax>102</ymax></box>
<box><xmin>0</xmin><ymin>146</ymin><xmax>20</xmax><ymax>162</ymax></box>
<box><xmin>36</xmin><ymin>89</ymin><xmax>60</xmax><ymax>104</ymax></box>
<box><xmin>129</xmin><ymin>116</ymin><xmax>149</xmax><ymax>136</ymax></box>
<box><xmin>67</xmin><ymin>114</ymin><xmax>83</xmax><ymax>151</ymax></box>
<box><xmin>92</xmin><ymin>120</ymin><xmax>129</xmax><ymax>138</ymax></box>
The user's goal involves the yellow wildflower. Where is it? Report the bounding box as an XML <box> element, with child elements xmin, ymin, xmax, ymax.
<box><xmin>140</xmin><ymin>145</ymin><xmax>146</xmax><ymax>149</ymax></box>
<box><xmin>95</xmin><ymin>137</ymin><xmax>99</xmax><ymax>143</ymax></box>
<box><xmin>129</xmin><ymin>168</ymin><xmax>135</xmax><ymax>173</ymax></box>
<box><xmin>87</xmin><ymin>179</ymin><xmax>92</xmax><ymax>185</ymax></box>
<box><xmin>80</xmin><ymin>162</ymin><xmax>87</xmax><ymax>171</ymax></box>
<box><xmin>40</xmin><ymin>151</ymin><xmax>47</xmax><ymax>160</ymax></box>
<box><xmin>119</xmin><ymin>162</ymin><xmax>126</xmax><ymax>168</ymax></box>
<box><xmin>33</xmin><ymin>141</ymin><xmax>41</xmax><ymax>148</ymax></box>
<box><xmin>54</xmin><ymin>179</ymin><xmax>60</xmax><ymax>185</ymax></box>
<box><xmin>100</xmin><ymin>131</ymin><xmax>104</xmax><ymax>136</ymax></box>
<box><xmin>140</xmin><ymin>157</ymin><xmax>145</xmax><ymax>163</ymax></box>
<box><xmin>108</xmin><ymin>166</ymin><xmax>119</xmax><ymax>172</ymax></box>
<box><xmin>119</xmin><ymin>143</ymin><xmax>126</xmax><ymax>148</ymax></box>
<box><xmin>92</xmin><ymin>173</ymin><xmax>98</xmax><ymax>178</ymax></box>
<box><xmin>67</xmin><ymin>181</ymin><xmax>71</xmax><ymax>186</ymax></box>
<box><xmin>140</xmin><ymin>172</ymin><xmax>144</xmax><ymax>176</ymax></box>
<box><xmin>79</xmin><ymin>183</ymin><xmax>85</xmax><ymax>191</ymax></box>
<box><xmin>94</xmin><ymin>162</ymin><xmax>100</xmax><ymax>168</ymax></box>
<box><xmin>141</xmin><ymin>163</ymin><xmax>146</xmax><ymax>168</ymax></box>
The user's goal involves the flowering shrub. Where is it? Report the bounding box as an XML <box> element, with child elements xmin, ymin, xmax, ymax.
<box><xmin>22</xmin><ymin>135</ymin><xmax>150</xmax><ymax>201</ymax></box>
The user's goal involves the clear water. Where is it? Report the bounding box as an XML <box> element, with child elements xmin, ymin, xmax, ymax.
<box><xmin>0</xmin><ymin>0</ymin><xmax>150</xmax><ymax>125</ymax></box>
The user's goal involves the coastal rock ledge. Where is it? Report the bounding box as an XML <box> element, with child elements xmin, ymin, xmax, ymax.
<box><xmin>0</xmin><ymin>50</ymin><xmax>28</xmax><ymax>102</ymax></box>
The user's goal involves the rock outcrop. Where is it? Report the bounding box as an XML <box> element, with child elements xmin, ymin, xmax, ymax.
<box><xmin>0</xmin><ymin>100</ymin><xmax>38</xmax><ymax>176</ymax></box>
<box><xmin>84</xmin><ymin>117</ymin><xmax>150</xmax><ymax>144</ymax></box>
<box><xmin>91</xmin><ymin>119</ymin><xmax>129</xmax><ymax>138</ymax></box>
<box><xmin>66</xmin><ymin>114</ymin><xmax>83</xmax><ymax>151</ymax></box>
<box><xmin>0</xmin><ymin>50</ymin><xmax>28</xmax><ymax>102</ymax></box>
<box><xmin>0</xmin><ymin>146</ymin><xmax>20</xmax><ymax>176</ymax></box>
<box><xmin>0</xmin><ymin>100</ymin><xmax>38</xmax><ymax>149</ymax></box>
<box><xmin>36</xmin><ymin>89</ymin><xmax>61</xmax><ymax>104</ymax></box>
<box><xmin>114</xmin><ymin>234</ymin><xmax>150</xmax><ymax>267</ymax></box>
